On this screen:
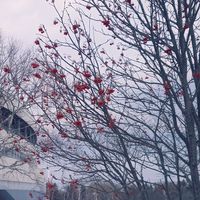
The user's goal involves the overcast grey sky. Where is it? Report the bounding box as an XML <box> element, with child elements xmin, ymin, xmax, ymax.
<box><xmin>0</xmin><ymin>0</ymin><xmax>60</xmax><ymax>47</ymax></box>
<box><xmin>0</xmin><ymin>0</ymin><xmax>164</xmax><ymax>184</ymax></box>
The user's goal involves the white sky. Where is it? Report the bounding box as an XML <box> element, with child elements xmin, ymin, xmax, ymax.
<box><xmin>0</xmin><ymin>0</ymin><xmax>60</xmax><ymax>47</ymax></box>
<box><xmin>0</xmin><ymin>0</ymin><xmax>164</xmax><ymax>184</ymax></box>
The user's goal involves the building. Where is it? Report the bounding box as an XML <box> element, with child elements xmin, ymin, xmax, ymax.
<box><xmin>0</xmin><ymin>105</ymin><xmax>46</xmax><ymax>200</ymax></box>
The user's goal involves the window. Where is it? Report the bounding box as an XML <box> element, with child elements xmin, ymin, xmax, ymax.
<box><xmin>0</xmin><ymin>107</ymin><xmax>37</xmax><ymax>145</ymax></box>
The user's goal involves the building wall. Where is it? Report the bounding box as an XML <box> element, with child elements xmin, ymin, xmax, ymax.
<box><xmin>0</xmin><ymin>107</ymin><xmax>46</xmax><ymax>199</ymax></box>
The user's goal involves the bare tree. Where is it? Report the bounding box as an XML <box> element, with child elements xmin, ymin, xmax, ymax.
<box><xmin>0</xmin><ymin>35</ymin><xmax>46</xmax><ymax>199</ymax></box>
<box><xmin>33</xmin><ymin>0</ymin><xmax>200</xmax><ymax>200</ymax></box>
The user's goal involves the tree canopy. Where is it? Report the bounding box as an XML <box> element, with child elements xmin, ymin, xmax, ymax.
<box><xmin>28</xmin><ymin>1</ymin><xmax>200</xmax><ymax>200</ymax></box>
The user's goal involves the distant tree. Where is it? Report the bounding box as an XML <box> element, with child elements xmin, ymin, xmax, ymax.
<box><xmin>34</xmin><ymin>0</ymin><xmax>200</xmax><ymax>200</ymax></box>
<box><xmin>0</xmin><ymin>34</ymin><xmax>44</xmax><ymax>182</ymax></box>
